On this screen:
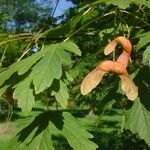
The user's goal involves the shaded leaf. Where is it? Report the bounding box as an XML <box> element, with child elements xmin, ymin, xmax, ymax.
<box><xmin>52</xmin><ymin>80</ymin><xmax>69</xmax><ymax>108</ymax></box>
<box><xmin>42</xmin><ymin>9</ymin><xmax>100</xmax><ymax>39</ymax></box>
<box><xmin>133</xmin><ymin>0</ymin><xmax>150</xmax><ymax>8</ymax></box>
<box><xmin>10</xmin><ymin>111</ymin><xmax>97</xmax><ymax>150</ymax></box>
<box><xmin>0</xmin><ymin>45</ymin><xmax>50</xmax><ymax>87</ymax></box>
<box><xmin>134</xmin><ymin>66</ymin><xmax>150</xmax><ymax>110</ymax></box>
<box><xmin>62</xmin><ymin>112</ymin><xmax>98</xmax><ymax>150</ymax></box>
<box><xmin>0</xmin><ymin>41</ymin><xmax>80</xmax><ymax>112</ymax></box>
<box><xmin>125</xmin><ymin>98</ymin><xmax>150</xmax><ymax>147</ymax></box>
<box><xmin>28</xmin><ymin>126</ymin><xmax>55</xmax><ymax>150</ymax></box>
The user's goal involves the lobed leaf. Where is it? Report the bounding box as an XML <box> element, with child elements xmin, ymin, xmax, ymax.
<box><xmin>78</xmin><ymin>0</ymin><xmax>150</xmax><ymax>10</ymax></box>
<box><xmin>135</xmin><ymin>31</ymin><xmax>150</xmax><ymax>51</ymax></box>
<box><xmin>125</xmin><ymin>98</ymin><xmax>150</xmax><ymax>147</ymax></box>
<box><xmin>106</xmin><ymin>0</ymin><xmax>150</xmax><ymax>9</ymax></box>
<box><xmin>31</xmin><ymin>49</ymin><xmax>62</xmax><ymax>94</ymax></box>
<box><xmin>13</xmin><ymin>77</ymin><xmax>35</xmax><ymax>114</ymax></box>
<box><xmin>62</xmin><ymin>112</ymin><xmax>98</xmax><ymax>150</ymax></box>
<box><xmin>0</xmin><ymin>41</ymin><xmax>80</xmax><ymax>112</ymax></box>
<box><xmin>10</xmin><ymin>111</ymin><xmax>97</xmax><ymax>150</ymax></box>
<box><xmin>106</xmin><ymin>0</ymin><xmax>132</xmax><ymax>9</ymax></box>
<box><xmin>28</xmin><ymin>126</ymin><xmax>55</xmax><ymax>150</ymax></box>
<box><xmin>57</xmin><ymin>41</ymin><xmax>81</xmax><ymax>56</ymax></box>
<box><xmin>0</xmin><ymin>85</ymin><xmax>9</xmax><ymax>97</ymax></box>
<box><xmin>143</xmin><ymin>45</ymin><xmax>150</xmax><ymax>62</ymax></box>
<box><xmin>52</xmin><ymin>80</ymin><xmax>69</xmax><ymax>108</ymax></box>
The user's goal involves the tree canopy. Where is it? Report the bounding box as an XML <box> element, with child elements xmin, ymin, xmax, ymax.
<box><xmin>0</xmin><ymin>0</ymin><xmax>150</xmax><ymax>149</ymax></box>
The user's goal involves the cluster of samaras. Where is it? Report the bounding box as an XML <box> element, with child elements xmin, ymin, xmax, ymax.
<box><xmin>81</xmin><ymin>36</ymin><xmax>138</xmax><ymax>100</ymax></box>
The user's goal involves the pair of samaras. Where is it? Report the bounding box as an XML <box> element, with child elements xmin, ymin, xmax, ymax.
<box><xmin>81</xmin><ymin>36</ymin><xmax>138</xmax><ymax>101</ymax></box>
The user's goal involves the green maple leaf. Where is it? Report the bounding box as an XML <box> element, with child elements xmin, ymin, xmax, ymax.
<box><xmin>0</xmin><ymin>41</ymin><xmax>80</xmax><ymax>112</ymax></box>
<box><xmin>28</xmin><ymin>126</ymin><xmax>55</xmax><ymax>150</ymax></box>
<box><xmin>106</xmin><ymin>0</ymin><xmax>150</xmax><ymax>9</ymax></box>
<box><xmin>0</xmin><ymin>85</ymin><xmax>9</xmax><ymax>97</ymax></box>
<box><xmin>13</xmin><ymin>77</ymin><xmax>35</xmax><ymax>114</ymax></box>
<box><xmin>58</xmin><ymin>42</ymin><xmax>81</xmax><ymax>56</ymax></box>
<box><xmin>31</xmin><ymin>44</ymin><xmax>72</xmax><ymax>94</ymax></box>
<box><xmin>62</xmin><ymin>112</ymin><xmax>98</xmax><ymax>150</ymax></box>
<box><xmin>125</xmin><ymin>98</ymin><xmax>150</xmax><ymax>146</ymax></box>
<box><xmin>10</xmin><ymin>111</ymin><xmax>97</xmax><ymax>150</ymax></box>
<box><xmin>52</xmin><ymin>80</ymin><xmax>69</xmax><ymax>108</ymax></box>
<box><xmin>136</xmin><ymin>31</ymin><xmax>150</xmax><ymax>51</ymax></box>
<box><xmin>143</xmin><ymin>45</ymin><xmax>150</xmax><ymax>62</ymax></box>
<box><xmin>106</xmin><ymin>0</ymin><xmax>131</xmax><ymax>9</ymax></box>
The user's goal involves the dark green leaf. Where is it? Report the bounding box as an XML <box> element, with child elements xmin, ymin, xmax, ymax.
<box><xmin>62</xmin><ymin>112</ymin><xmax>98</xmax><ymax>150</ymax></box>
<box><xmin>125</xmin><ymin>98</ymin><xmax>150</xmax><ymax>146</ymax></box>
<box><xmin>135</xmin><ymin>31</ymin><xmax>150</xmax><ymax>51</ymax></box>
<box><xmin>10</xmin><ymin>111</ymin><xmax>97</xmax><ymax>150</ymax></box>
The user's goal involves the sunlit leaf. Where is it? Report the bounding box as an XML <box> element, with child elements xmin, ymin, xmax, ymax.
<box><xmin>31</xmin><ymin>49</ymin><xmax>62</xmax><ymax>94</ymax></box>
<box><xmin>135</xmin><ymin>31</ymin><xmax>150</xmax><ymax>51</ymax></box>
<box><xmin>0</xmin><ymin>41</ymin><xmax>80</xmax><ymax>112</ymax></box>
<box><xmin>143</xmin><ymin>45</ymin><xmax>150</xmax><ymax>62</ymax></box>
<box><xmin>0</xmin><ymin>85</ymin><xmax>9</xmax><ymax>97</ymax></box>
<box><xmin>13</xmin><ymin>77</ymin><xmax>35</xmax><ymax>114</ymax></box>
<box><xmin>58</xmin><ymin>42</ymin><xmax>81</xmax><ymax>56</ymax></box>
<box><xmin>106</xmin><ymin>0</ymin><xmax>131</xmax><ymax>9</ymax></box>
<box><xmin>52</xmin><ymin>80</ymin><xmax>69</xmax><ymax>108</ymax></box>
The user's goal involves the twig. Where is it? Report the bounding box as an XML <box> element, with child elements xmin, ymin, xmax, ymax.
<box><xmin>51</xmin><ymin>0</ymin><xmax>60</xmax><ymax>17</ymax></box>
<box><xmin>0</xmin><ymin>36</ymin><xmax>33</xmax><ymax>46</ymax></box>
<box><xmin>113</xmin><ymin>8</ymin><xmax>118</xmax><ymax>61</ymax></box>
<box><xmin>9</xmin><ymin>33</ymin><xmax>33</xmax><ymax>38</ymax></box>
<box><xmin>63</xmin><ymin>11</ymin><xmax>115</xmax><ymax>42</ymax></box>
<box><xmin>0</xmin><ymin>44</ymin><xmax>8</xmax><ymax>67</ymax></box>
<box><xmin>121</xmin><ymin>10</ymin><xmax>150</xmax><ymax>27</ymax></box>
<box><xmin>17</xmin><ymin>40</ymin><xmax>34</xmax><ymax>62</ymax></box>
<box><xmin>17</xmin><ymin>28</ymin><xmax>43</xmax><ymax>61</ymax></box>
<box><xmin>83</xmin><ymin>7</ymin><xmax>92</xmax><ymax>15</ymax></box>
<box><xmin>121</xmin><ymin>107</ymin><xmax>126</xmax><ymax>132</ymax></box>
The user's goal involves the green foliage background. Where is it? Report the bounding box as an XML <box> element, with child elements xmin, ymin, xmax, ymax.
<box><xmin>0</xmin><ymin>0</ymin><xmax>150</xmax><ymax>149</ymax></box>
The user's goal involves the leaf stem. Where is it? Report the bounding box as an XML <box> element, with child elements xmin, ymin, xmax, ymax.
<box><xmin>113</xmin><ymin>7</ymin><xmax>118</xmax><ymax>61</ymax></box>
<box><xmin>121</xmin><ymin>107</ymin><xmax>126</xmax><ymax>132</ymax></box>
